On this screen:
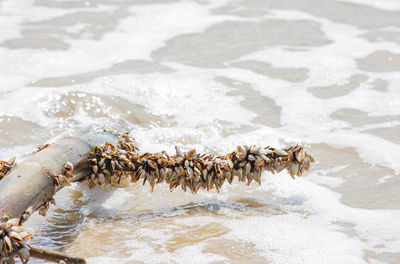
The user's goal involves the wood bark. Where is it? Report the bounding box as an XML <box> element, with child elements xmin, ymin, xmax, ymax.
<box><xmin>0</xmin><ymin>132</ymin><xmax>119</xmax><ymax>222</ymax></box>
<box><xmin>30</xmin><ymin>245</ymin><xmax>86</xmax><ymax>264</ymax></box>
<box><xmin>0</xmin><ymin>132</ymin><xmax>119</xmax><ymax>263</ymax></box>
<box><xmin>0</xmin><ymin>131</ymin><xmax>314</xmax><ymax>263</ymax></box>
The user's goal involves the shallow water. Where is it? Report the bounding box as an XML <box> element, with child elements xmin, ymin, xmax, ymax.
<box><xmin>0</xmin><ymin>0</ymin><xmax>400</xmax><ymax>263</ymax></box>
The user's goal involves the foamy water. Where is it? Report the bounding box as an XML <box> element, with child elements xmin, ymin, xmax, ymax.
<box><xmin>0</xmin><ymin>0</ymin><xmax>399</xmax><ymax>263</ymax></box>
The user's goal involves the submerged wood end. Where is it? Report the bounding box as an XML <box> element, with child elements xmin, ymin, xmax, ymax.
<box><xmin>30</xmin><ymin>245</ymin><xmax>86</xmax><ymax>264</ymax></box>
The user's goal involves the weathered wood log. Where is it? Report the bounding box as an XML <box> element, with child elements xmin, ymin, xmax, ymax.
<box><xmin>30</xmin><ymin>245</ymin><xmax>86</xmax><ymax>264</ymax></box>
<box><xmin>86</xmin><ymin>140</ymin><xmax>314</xmax><ymax>193</ymax></box>
<box><xmin>0</xmin><ymin>132</ymin><xmax>120</xmax><ymax>263</ymax></box>
<box><xmin>0</xmin><ymin>130</ymin><xmax>314</xmax><ymax>263</ymax></box>
<box><xmin>0</xmin><ymin>132</ymin><xmax>119</xmax><ymax>223</ymax></box>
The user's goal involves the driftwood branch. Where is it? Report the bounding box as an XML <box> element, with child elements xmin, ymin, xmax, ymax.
<box><xmin>0</xmin><ymin>132</ymin><xmax>119</xmax><ymax>223</ymax></box>
<box><xmin>85</xmin><ymin>135</ymin><xmax>314</xmax><ymax>194</ymax></box>
<box><xmin>0</xmin><ymin>132</ymin><xmax>119</xmax><ymax>263</ymax></box>
<box><xmin>30</xmin><ymin>245</ymin><xmax>86</xmax><ymax>264</ymax></box>
<box><xmin>0</xmin><ymin>130</ymin><xmax>314</xmax><ymax>263</ymax></box>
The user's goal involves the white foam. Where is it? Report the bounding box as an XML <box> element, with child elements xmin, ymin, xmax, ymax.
<box><xmin>261</xmin><ymin>173</ymin><xmax>400</xmax><ymax>255</ymax></box>
<box><xmin>377</xmin><ymin>175</ymin><xmax>393</xmax><ymax>184</ymax></box>
<box><xmin>74</xmin><ymin>72</ymin><xmax>254</xmax><ymax>128</ymax></box>
<box><xmin>226</xmin><ymin>215</ymin><xmax>365</xmax><ymax>264</ymax></box>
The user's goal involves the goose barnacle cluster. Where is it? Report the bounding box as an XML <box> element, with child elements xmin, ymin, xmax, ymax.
<box><xmin>0</xmin><ymin>158</ymin><xmax>16</xmax><ymax>180</ymax></box>
<box><xmin>87</xmin><ymin>133</ymin><xmax>314</xmax><ymax>193</ymax></box>
<box><xmin>0</xmin><ymin>218</ymin><xmax>32</xmax><ymax>264</ymax></box>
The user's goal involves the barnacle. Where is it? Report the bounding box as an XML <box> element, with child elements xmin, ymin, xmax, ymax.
<box><xmin>0</xmin><ymin>157</ymin><xmax>16</xmax><ymax>180</ymax></box>
<box><xmin>87</xmin><ymin>132</ymin><xmax>314</xmax><ymax>193</ymax></box>
<box><xmin>36</xmin><ymin>143</ymin><xmax>53</xmax><ymax>152</ymax></box>
<box><xmin>0</xmin><ymin>131</ymin><xmax>314</xmax><ymax>264</ymax></box>
<box><xmin>0</xmin><ymin>218</ymin><xmax>32</xmax><ymax>263</ymax></box>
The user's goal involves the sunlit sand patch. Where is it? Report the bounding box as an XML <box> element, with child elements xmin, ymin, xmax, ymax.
<box><xmin>152</xmin><ymin>19</ymin><xmax>331</xmax><ymax>67</ymax></box>
<box><xmin>222</xmin><ymin>0</ymin><xmax>400</xmax><ymax>29</ymax></box>
<box><xmin>212</xmin><ymin>1</ymin><xmax>271</xmax><ymax>18</ymax></box>
<box><xmin>202</xmin><ymin>238</ymin><xmax>269</xmax><ymax>263</ymax></box>
<box><xmin>360</xmin><ymin>30</ymin><xmax>400</xmax><ymax>45</ymax></box>
<box><xmin>215</xmin><ymin>76</ymin><xmax>282</xmax><ymax>128</ymax></box>
<box><xmin>369</xmin><ymin>78</ymin><xmax>389</xmax><ymax>92</ymax></box>
<box><xmin>357</xmin><ymin>50</ymin><xmax>400</xmax><ymax>72</ymax></box>
<box><xmin>330</xmin><ymin>108</ymin><xmax>400</xmax><ymax>127</ymax></box>
<box><xmin>67</xmin><ymin>221</ymin><xmax>136</xmax><ymax>259</ymax></box>
<box><xmin>308</xmin><ymin>143</ymin><xmax>399</xmax><ymax>209</ymax></box>
<box><xmin>230</xmin><ymin>60</ymin><xmax>309</xmax><ymax>83</ymax></box>
<box><xmin>364</xmin><ymin>249</ymin><xmax>400</xmax><ymax>264</ymax></box>
<box><xmin>40</xmin><ymin>91</ymin><xmax>166</xmax><ymax>126</ymax></box>
<box><xmin>1</xmin><ymin>9</ymin><xmax>130</xmax><ymax>50</ymax></box>
<box><xmin>166</xmin><ymin>222</ymin><xmax>230</xmax><ymax>253</ymax></box>
<box><xmin>308</xmin><ymin>74</ymin><xmax>369</xmax><ymax>99</ymax></box>
<box><xmin>34</xmin><ymin>0</ymin><xmax>180</xmax><ymax>9</ymax></box>
<box><xmin>364</xmin><ymin>125</ymin><xmax>400</xmax><ymax>145</ymax></box>
<box><xmin>0</xmin><ymin>116</ymin><xmax>50</xmax><ymax>147</ymax></box>
<box><xmin>66</xmin><ymin>216</ymin><xmax>230</xmax><ymax>259</ymax></box>
<box><xmin>30</xmin><ymin>60</ymin><xmax>174</xmax><ymax>88</ymax></box>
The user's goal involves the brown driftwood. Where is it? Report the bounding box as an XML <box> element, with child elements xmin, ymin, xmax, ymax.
<box><xmin>0</xmin><ymin>132</ymin><xmax>119</xmax><ymax>223</ymax></box>
<box><xmin>0</xmin><ymin>132</ymin><xmax>119</xmax><ymax>263</ymax></box>
<box><xmin>30</xmin><ymin>245</ymin><xmax>86</xmax><ymax>264</ymax></box>
<box><xmin>0</xmin><ymin>131</ymin><xmax>314</xmax><ymax>263</ymax></box>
